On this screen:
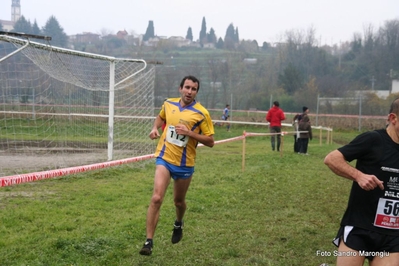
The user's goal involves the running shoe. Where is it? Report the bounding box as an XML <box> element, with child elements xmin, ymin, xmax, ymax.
<box><xmin>139</xmin><ymin>241</ymin><xmax>153</xmax><ymax>255</ymax></box>
<box><xmin>171</xmin><ymin>222</ymin><xmax>183</xmax><ymax>244</ymax></box>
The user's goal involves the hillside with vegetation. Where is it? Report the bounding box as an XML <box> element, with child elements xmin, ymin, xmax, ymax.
<box><xmin>2</xmin><ymin>15</ymin><xmax>399</xmax><ymax>114</ymax></box>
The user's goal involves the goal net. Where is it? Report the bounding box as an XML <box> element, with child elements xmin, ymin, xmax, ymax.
<box><xmin>0</xmin><ymin>34</ymin><xmax>156</xmax><ymax>177</ymax></box>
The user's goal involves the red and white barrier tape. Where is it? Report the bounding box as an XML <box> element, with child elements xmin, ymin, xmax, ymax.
<box><xmin>1</xmin><ymin>131</ymin><xmax>295</xmax><ymax>187</ymax></box>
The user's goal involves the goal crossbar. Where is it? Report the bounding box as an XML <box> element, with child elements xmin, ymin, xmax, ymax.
<box><xmin>0</xmin><ymin>34</ymin><xmax>145</xmax><ymax>63</ymax></box>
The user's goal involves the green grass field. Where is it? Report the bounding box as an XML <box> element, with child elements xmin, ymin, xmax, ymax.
<box><xmin>0</xmin><ymin>125</ymin><xmax>365</xmax><ymax>266</ymax></box>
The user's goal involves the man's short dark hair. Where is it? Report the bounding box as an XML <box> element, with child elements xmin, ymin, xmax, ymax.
<box><xmin>180</xmin><ymin>75</ymin><xmax>200</xmax><ymax>91</ymax></box>
<box><xmin>273</xmin><ymin>101</ymin><xmax>279</xmax><ymax>107</ymax></box>
<box><xmin>389</xmin><ymin>98</ymin><xmax>399</xmax><ymax>115</ymax></box>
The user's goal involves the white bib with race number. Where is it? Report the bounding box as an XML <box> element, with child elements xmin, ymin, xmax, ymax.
<box><xmin>374</xmin><ymin>198</ymin><xmax>399</xmax><ymax>229</ymax></box>
<box><xmin>166</xmin><ymin>125</ymin><xmax>189</xmax><ymax>147</ymax></box>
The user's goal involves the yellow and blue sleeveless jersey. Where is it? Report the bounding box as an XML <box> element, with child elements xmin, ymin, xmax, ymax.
<box><xmin>155</xmin><ymin>98</ymin><xmax>214</xmax><ymax>167</ymax></box>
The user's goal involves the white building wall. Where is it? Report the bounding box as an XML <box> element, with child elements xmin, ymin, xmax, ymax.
<box><xmin>392</xmin><ymin>80</ymin><xmax>399</xmax><ymax>94</ymax></box>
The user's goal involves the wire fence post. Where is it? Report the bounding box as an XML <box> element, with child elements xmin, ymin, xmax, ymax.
<box><xmin>319</xmin><ymin>127</ymin><xmax>322</xmax><ymax>146</ymax></box>
<box><xmin>242</xmin><ymin>131</ymin><xmax>246</xmax><ymax>172</ymax></box>
<box><xmin>280</xmin><ymin>132</ymin><xmax>284</xmax><ymax>158</ymax></box>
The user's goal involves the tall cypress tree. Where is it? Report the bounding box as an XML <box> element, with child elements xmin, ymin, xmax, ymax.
<box><xmin>235</xmin><ymin>27</ymin><xmax>239</xmax><ymax>43</ymax></box>
<box><xmin>143</xmin><ymin>20</ymin><xmax>155</xmax><ymax>42</ymax></box>
<box><xmin>186</xmin><ymin>27</ymin><xmax>193</xmax><ymax>41</ymax></box>
<box><xmin>199</xmin><ymin>17</ymin><xmax>207</xmax><ymax>46</ymax></box>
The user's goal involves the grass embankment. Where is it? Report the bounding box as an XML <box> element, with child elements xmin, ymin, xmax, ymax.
<box><xmin>0</xmin><ymin>125</ymin><xmax>360</xmax><ymax>265</ymax></box>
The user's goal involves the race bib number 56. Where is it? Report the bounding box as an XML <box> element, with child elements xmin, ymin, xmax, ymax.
<box><xmin>166</xmin><ymin>125</ymin><xmax>189</xmax><ymax>147</ymax></box>
<box><xmin>374</xmin><ymin>198</ymin><xmax>399</xmax><ymax>229</ymax></box>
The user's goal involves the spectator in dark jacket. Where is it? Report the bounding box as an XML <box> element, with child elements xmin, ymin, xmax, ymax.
<box><xmin>298</xmin><ymin>106</ymin><xmax>312</xmax><ymax>155</ymax></box>
<box><xmin>266</xmin><ymin>101</ymin><xmax>286</xmax><ymax>151</ymax></box>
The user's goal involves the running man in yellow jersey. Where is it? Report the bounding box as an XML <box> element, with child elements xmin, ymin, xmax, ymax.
<box><xmin>139</xmin><ymin>75</ymin><xmax>215</xmax><ymax>255</ymax></box>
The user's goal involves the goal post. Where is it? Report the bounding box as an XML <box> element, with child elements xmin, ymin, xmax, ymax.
<box><xmin>0</xmin><ymin>33</ymin><xmax>156</xmax><ymax>177</ymax></box>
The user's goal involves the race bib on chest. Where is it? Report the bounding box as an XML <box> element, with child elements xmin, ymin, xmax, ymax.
<box><xmin>374</xmin><ymin>198</ymin><xmax>399</xmax><ymax>229</ymax></box>
<box><xmin>166</xmin><ymin>125</ymin><xmax>189</xmax><ymax>147</ymax></box>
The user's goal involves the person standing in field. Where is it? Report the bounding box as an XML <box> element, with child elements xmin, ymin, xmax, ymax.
<box><xmin>139</xmin><ymin>75</ymin><xmax>215</xmax><ymax>256</ymax></box>
<box><xmin>221</xmin><ymin>104</ymin><xmax>230</xmax><ymax>131</ymax></box>
<box><xmin>266</xmin><ymin>101</ymin><xmax>285</xmax><ymax>151</ymax></box>
<box><xmin>298</xmin><ymin>106</ymin><xmax>312</xmax><ymax>155</ymax></box>
<box><xmin>324</xmin><ymin>98</ymin><xmax>399</xmax><ymax>265</ymax></box>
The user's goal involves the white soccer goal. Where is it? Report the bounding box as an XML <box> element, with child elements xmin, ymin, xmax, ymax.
<box><xmin>0</xmin><ymin>33</ymin><xmax>156</xmax><ymax>177</ymax></box>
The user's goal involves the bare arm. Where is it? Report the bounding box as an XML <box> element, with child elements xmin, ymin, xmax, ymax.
<box><xmin>149</xmin><ymin>115</ymin><xmax>165</xmax><ymax>140</ymax></box>
<box><xmin>324</xmin><ymin>150</ymin><xmax>384</xmax><ymax>191</ymax></box>
<box><xmin>174</xmin><ymin>123</ymin><xmax>214</xmax><ymax>148</ymax></box>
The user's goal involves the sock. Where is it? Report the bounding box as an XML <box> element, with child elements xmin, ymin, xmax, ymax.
<box><xmin>146</xmin><ymin>238</ymin><xmax>153</xmax><ymax>246</ymax></box>
<box><xmin>174</xmin><ymin>220</ymin><xmax>182</xmax><ymax>227</ymax></box>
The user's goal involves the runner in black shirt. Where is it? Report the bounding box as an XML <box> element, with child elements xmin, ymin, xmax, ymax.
<box><xmin>324</xmin><ymin>98</ymin><xmax>399</xmax><ymax>266</ymax></box>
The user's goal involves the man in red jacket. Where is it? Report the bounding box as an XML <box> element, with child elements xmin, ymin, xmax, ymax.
<box><xmin>266</xmin><ymin>101</ymin><xmax>286</xmax><ymax>151</ymax></box>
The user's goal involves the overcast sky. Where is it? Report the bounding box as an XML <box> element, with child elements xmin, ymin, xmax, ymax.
<box><xmin>1</xmin><ymin>0</ymin><xmax>398</xmax><ymax>45</ymax></box>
